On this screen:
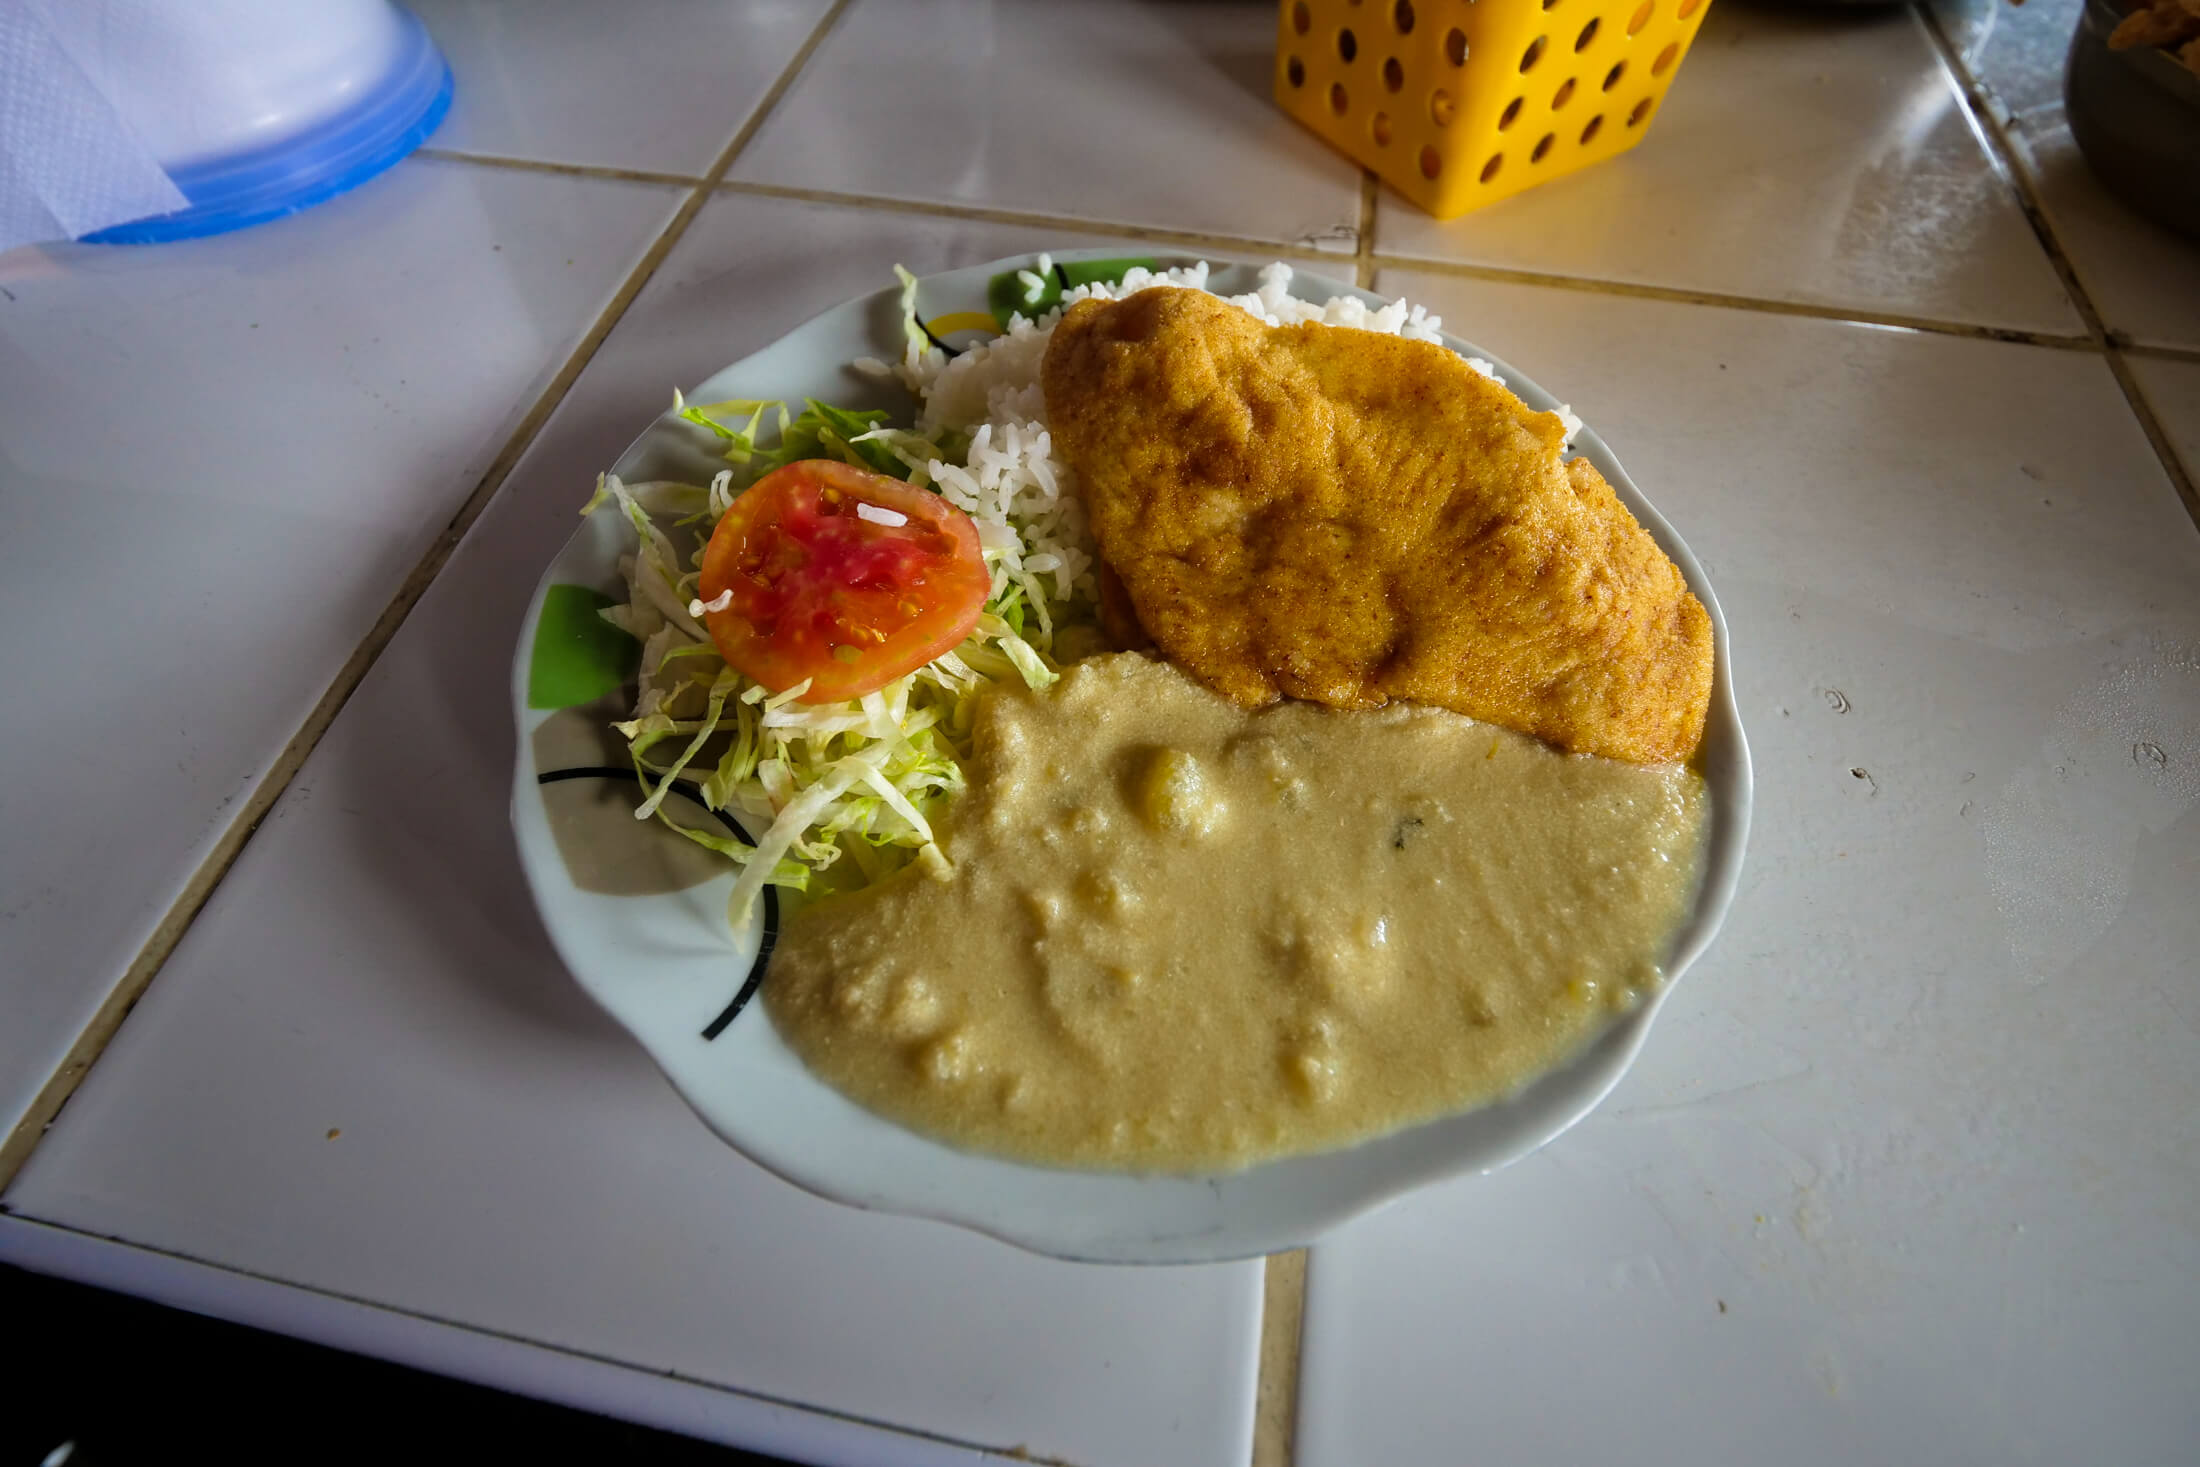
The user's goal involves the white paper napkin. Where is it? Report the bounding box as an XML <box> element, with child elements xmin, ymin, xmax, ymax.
<box><xmin>0</xmin><ymin>0</ymin><xmax>188</xmax><ymax>252</ymax></box>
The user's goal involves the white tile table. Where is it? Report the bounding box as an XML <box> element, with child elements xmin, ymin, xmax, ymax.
<box><xmin>1374</xmin><ymin>1</ymin><xmax>2081</xmax><ymax>335</ymax></box>
<box><xmin>3</xmin><ymin>2</ymin><xmax>2195</xmax><ymax>1463</ymax></box>
<box><xmin>2131</xmin><ymin>356</ymin><xmax>2200</xmax><ymax>487</ymax></box>
<box><xmin>0</xmin><ymin>159</ymin><xmax>680</xmax><ymax>1145</ymax></box>
<box><xmin>410</xmin><ymin>0</ymin><xmax>835</xmax><ymax>175</ymax></box>
<box><xmin>730</xmin><ymin>0</ymin><xmax>1367</xmax><ymax>251</ymax></box>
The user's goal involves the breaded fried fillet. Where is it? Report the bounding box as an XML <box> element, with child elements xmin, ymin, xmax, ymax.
<box><xmin>1041</xmin><ymin>288</ymin><xmax>1712</xmax><ymax>764</ymax></box>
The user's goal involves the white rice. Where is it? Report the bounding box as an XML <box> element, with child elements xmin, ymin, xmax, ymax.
<box><xmin>889</xmin><ymin>261</ymin><xmax>1581</xmax><ymax>624</ymax></box>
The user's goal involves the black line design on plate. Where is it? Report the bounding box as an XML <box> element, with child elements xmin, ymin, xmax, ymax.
<box><xmin>1053</xmin><ymin>262</ymin><xmax>1070</xmax><ymax>290</ymax></box>
<box><xmin>917</xmin><ymin>315</ymin><xmax>962</xmax><ymax>358</ymax></box>
<box><xmin>710</xmin><ymin>906</ymin><xmax>775</xmax><ymax>1041</ymax></box>
<box><xmin>536</xmin><ymin>765</ymin><xmax>778</xmax><ymax>1041</ymax></box>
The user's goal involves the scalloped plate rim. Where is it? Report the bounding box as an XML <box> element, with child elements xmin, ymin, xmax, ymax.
<box><xmin>508</xmin><ymin>250</ymin><xmax>1753</xmax><ymax>1265</ymax></box>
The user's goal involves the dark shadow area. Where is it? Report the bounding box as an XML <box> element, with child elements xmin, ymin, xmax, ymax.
<box><xmin>0</xmin><ymin>1263</ymin><xmax>801</xmax><ymax>1466</ymax></box>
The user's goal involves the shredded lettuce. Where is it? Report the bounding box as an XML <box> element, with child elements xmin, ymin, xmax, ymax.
<box><xmin>583</xmin><ymin>406</ymin><xmax>1074</xmax><ymax>925</ymax></box>
<box><xmin>576</xmin><ymin>262</ymin><xmax>1107</xmax><ymax>930</ymax></box>
<box><xmin>999</xmin><ymin>632</ymin><xmax>1060</xmax><ymax>692</ymax></box>
<box><xmin>894</xmin><ymin>263</ymin><xmax>929</xmax><ymax>363</ymax></box>
<box><xmin>673</xmin><ymin>390</ymin><xmax>775</xmax><ymax>465</ymax></box>
<box><xmin>677</xmin><ymin>393</ymin><xmax>914</xmax><ymax>481</ymax></box>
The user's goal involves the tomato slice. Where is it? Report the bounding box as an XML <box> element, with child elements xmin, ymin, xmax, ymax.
<box><xmin>696</xmin><ymin>459</ymin><xmax>991</xmax><ymax>704</ymax></box>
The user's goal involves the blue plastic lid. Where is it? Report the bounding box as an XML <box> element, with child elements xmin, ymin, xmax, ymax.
<box><xmin>84</xmin><ymin>7</ymin><xmax>452</xmax><ymax>245</ymax></box>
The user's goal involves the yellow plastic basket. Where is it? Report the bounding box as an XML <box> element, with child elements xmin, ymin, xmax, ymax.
<box><xmin>1275</xmin><ymin>0</ymin><xmax>1714</xmax><ymax>219</ymax></box>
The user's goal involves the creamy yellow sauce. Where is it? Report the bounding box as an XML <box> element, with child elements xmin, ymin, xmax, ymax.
<box><xmin>765</xmin><ymin>654</ymin><xmax>1706</xmax><ymax>1173</ymax></box>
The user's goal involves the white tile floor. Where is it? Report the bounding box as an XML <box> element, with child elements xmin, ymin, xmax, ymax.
<box><xmin>1374</xmin><ymin>2</ymin><xmax>2080</xmax><ymax>334</ymax></box>
<box><xmin>1944</xmin><ymin>0</ymin><xmax>2073</xmax><ymax>122</ymax></box>
<box><xmin>0</xmin><ymin>159</ymin><xmax>680</xmax><ymax>1142</ymax></box>
<box><xmin>412</xmin><ymin>0</ymin><xmax>834</xmax><ymax>174</ymax></box>
<box><xmin>3</xmin><ymin>2</ymin><xmax>2196</xmax><ymax>1462</ymax></box>
<box><xmin>731</xmin><ymin>0</ymin><xmax>1367</xmax><ymax>250</ymax></box>
<box><xmin>2131</xmin><ymin>355</ymin><xmax>2200</xmax><ymax>484</ymax></box>
<box><xmin>2014</xmin><ymin>126</ymin><xmax>2200</xmax><ymax>350</ymax></box>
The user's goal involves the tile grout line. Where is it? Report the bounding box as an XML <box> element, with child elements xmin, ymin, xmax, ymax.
<box><xmin>1914</xmin><ymin>3</ymin><xmax>2200</xmax><ymax>529</ymax></box>
<box><xmin>1367</xmin><ymin>248</ymin><xmax>2102</xmax><ymax>351</ymax></box>
<box><xmin>708</xmin><ymin>178</ymin><xmax>2095</xmax><ymax>353</ymax></box>
<box><xmin>1353</xmin><ymin>174</ymin><xmax>1379</xmax><ymax>290</ymax></box>
<box><xmin>1910</xmin><ymin>5</ymin><xmax>2105</xmax><ymax>338</ymax></box>
<box><xmin>413</xmin><ymin>146</ymin><xmax>2127</xmax><ymax>358</ymax></box>
<box><xmin>2125</xmin><ymin>342</ymin><xmax>2200</xmax><ymax>367</ymax></box>
<box><xmin>402</xmin><ymin>143</ymin><xmax>1353</xmax><ymax>268</ymax></box>
<box><xmin>2105</xmin><ymin>355</ymin><xmax>2200</xmax><ymax>524</ymax></box>
<box><xmin>413</xmin><ymin>146</ymin><xmax>704</xmax><ymax>189</ymax></box>
<box><xmin>433</xmin><ymin>144</ymin><xmax>2114</xmax><ymax>354</ymax></box>
<box><xmin>0</xmin><ymin>0</ymin><xmax>857</xmax><ymax>1195</ymax></box>
<box><xmin>1251</xmin><ymin>1249</ymin><xmax>1308</xmax><ymax>1467</ymax></box>
<box><xmin>709</xmin><ymin>177</ymin><xmax>1363</xmax><ymax>270</ymax></box>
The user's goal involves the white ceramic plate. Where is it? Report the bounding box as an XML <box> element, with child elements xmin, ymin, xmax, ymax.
<box><xmin>510</xmin><ymin>252</ymin><xmax>1752</xmax><ymax>1264</ymax></box>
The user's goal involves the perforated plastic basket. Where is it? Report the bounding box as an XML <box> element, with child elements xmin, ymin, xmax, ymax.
<box><xmin>1275</xmin><ymin>0</ymin><xmax>1713</xmax><ymax>218</ymax></box>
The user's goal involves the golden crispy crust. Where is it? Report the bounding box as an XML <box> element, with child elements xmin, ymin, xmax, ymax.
<box><xmin>1093</xmin><ymin>561</ymin><xmax>1154</xmax><ymax>651</ymax></box>
<box><xmin>1041</xmin><ymin>288</ymin><xmax>1714</xmax><ymax>764</ymax></box>
<box><xmin>2109</xmin><ymin>0</ymin><xmax>2200</xmax><ymax>66</ymax></box>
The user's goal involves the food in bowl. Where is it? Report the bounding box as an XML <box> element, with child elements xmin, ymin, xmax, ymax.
<box><xmin>575</xmin><ymin>260</ymin><xmax>1711</xmax><ymax>1173</ymax></box>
